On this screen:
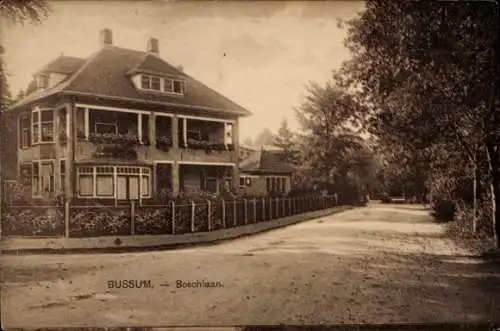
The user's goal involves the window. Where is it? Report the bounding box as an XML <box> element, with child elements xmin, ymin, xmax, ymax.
<box><xmin>78</xmin><ymin>167</ymin><xmax>94</xmax><ymax>196</ymax></box>
<box><xmin>164</xmin><ymin>78</ymin><xmax>185</xmax><ymax>95</ymax></box>
<box><xmin>60</xmin><ymin>160</ymin><xmax>66</xmax><ymax>192</ymax></box>
<box><xmin>163</xmin><ymin>78</ymin><xmax>172</xmax><ymax>93</ymax></box>
<box><xmin>239</xmin><ymin>176</ymin><xmax>252</xmax><ymax>187</ymax></box>
<box><xmin>77</xmin><ymin>166</ymin><xmax>151</xmax><ymax>199</ymax></box>
<box><xmin>40</xmin><ymin>163</ymin><xmax>54</xmax><ymax>194</ymax></box>
<box><xmin>31</xmin><ymin>161</ymin><xmax>54</xmax><ymax>196</ymax></box>
<box><xmin>20</xmin><ymin>164</ymin><xmax>32</xmax><ymax>186</ymax></box>
<box><xmin>32</xmin><ymin>108</ymin><xmax>54</xmax><ymax>144</ymax></box>
<box><xmin>141</xmin><ymin>167</ymin><xmax>151</xmax><ymax>198</ymax></box>
<box><xmin>266</xmin><ymin>176</ymin><xmax>286</xmax><ymax>193</ymax></box>
<box><xmin>151</xmin><ymin>76</ymin><xmax>161</xmax><ymax>91</ymax></box>
<box><xmin>173</xmin><ymin>80</ymin><xmax>183</xmax><ymax>94</ymax></box>
<box><xmin>19</xmin><ymin>115</ymin><xmax>30</xmax><ymax>148</ymax></box>
<box><xmin>141</xmin><ymin>75</ymin><xmax>151</xmax><ymax>89</ymax></box>
<box><xmin>95</xmin><ymin>122</ymin><xmax>117</xmax><ymax>134</ymax></box>
<box><xmin>96</xmin><ymin>166</ymin><xmax>114</xmax><ymax>196</ymax></box>
<box><xmin>37</xmin><ymin>74</ymin><xmax>49</xmax><ymax>89</ymax></box>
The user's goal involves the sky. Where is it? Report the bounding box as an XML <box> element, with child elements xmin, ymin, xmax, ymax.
<box><xmin>1</xmin><ymin>0</ymin><xmax>365</xmax><ymax>142</ymax></box>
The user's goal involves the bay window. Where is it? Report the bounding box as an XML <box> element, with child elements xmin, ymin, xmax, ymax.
<box><xmin>32</xmin><ymin>107</ymin><xmax>54</xmax><ymax>144</ymax></box>
<box><xmin>77</xmin><ymin>165</ymin><xmax>151</xmax><ymax>199</ymax></box>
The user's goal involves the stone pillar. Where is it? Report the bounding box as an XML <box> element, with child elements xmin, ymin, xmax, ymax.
<box><xmin>172</xmin><ymin>162</ymin><xmax>180</xmax><ymax>195</ymax></box>
<box><xmin>172</xmin><ymin>115</ymin><xmax>178</xmax><ymax>148</ymax></box>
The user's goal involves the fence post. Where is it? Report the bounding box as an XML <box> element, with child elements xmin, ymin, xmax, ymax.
<box><xmin>281</xmin><ymin>197</ymin><xmax>285</xmax><ymax>217</ymax></box>
<box><xmin>171</xmin><ymin>200</ymin><xmax>176</xmax><ymax>235</ymax></box>
<box><xmin>191</xmin><ymin>200</ymin><xmax>195</xmax><ymax>232</ymax></box>
<box><xmin>130</xmin><ymin>200</ymin><xmax>135</xmax><ymax>235</ymax></box>
<box><xmin>233</xmin><ymin>199</ymin><xmax>237</xmax><ymax>227</ymax></box>
<box><xmin>269</xmin><ymin>197</ymin><xmax>272</xmax><ymax>219</ymax></box>
<box><xmin>276</xmin><ymin>197</ymin><xmax>279</xmax><ymax>218</ymax></box>
<box><xmin>207</xmin><ymin>199</ymin><xmax>212</xmax><ymax>231</ymax></box>
<box><xmin>244</xmin><ymin>198</ymin><xmax>248</xmax><ymax>225</ymax></box>
<box><xmin>64</xmin><ymin>200</ymin><xmax>70</xmax><ymax>237</ymax></box>
<box><xmin>262</xmin><ymin>197</ymin><xmax>265</xmax><ymax>220</ymax></box>
<box><xmin>253</xmin><ymin>198</ymin><xmax>257</xmax><ymax>222</ymax></box>
<box><xmin>222</xmin><ymin>199</ymin><xmax>226</xmax><ymax>229</ymax></box>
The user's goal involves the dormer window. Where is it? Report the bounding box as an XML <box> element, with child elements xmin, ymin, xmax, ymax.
<box><xmin>141</xmin><ymin>75</ymin><xmax>151</xmax><ymax>89</ymax></box>
<box><xmin>164</xmin><ymin>78</ymin><xmax>184</xmax><ymax>95</ymax></box>
<box><xmin>137</xmin><ymin>74</ymin><xmax>185</xmax><ymax>95</ymax></box>
<box><xmin>37</xmin><ymin>74</ymin><xmax>49</xmax><ymax>89</ymax></box>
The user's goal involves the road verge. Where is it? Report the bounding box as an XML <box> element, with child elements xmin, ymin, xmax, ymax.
<box><xmin>1</xmin><ymin>205</ymin><xmax>354</xmax><ymax>255</ymax></box>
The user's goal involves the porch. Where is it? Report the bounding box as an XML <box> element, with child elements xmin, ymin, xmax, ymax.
<box><xmin>156</xmin><ymin>163</ymin><xmax>235</xmax><ymax>196</ymax></box>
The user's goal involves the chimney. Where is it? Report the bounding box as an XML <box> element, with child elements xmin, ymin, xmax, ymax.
<box><xmin>100</xmin><ymin>28</ymin><xmax>113</xmax><ymax>47</ymax></box>
<box><xmin>147</xmin><ymin>38</ymin><xmax>159</xmax><ymax>54</ymax></box>
<box><xmin>177</xmin><ymin>65</ymin><xmax>184</xmax><ymax>72</ymax></box>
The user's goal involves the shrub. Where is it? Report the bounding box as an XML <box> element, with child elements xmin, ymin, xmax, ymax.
<box><xmin>70</xmin><ymin>207</ymin><xmax>130</xmax><ymax>237</ymax></box>
<box><xmin>380</xmin><ymin>193</ymin><xmax>392</xmax><ymax>203</ymax></box>
<box><xmin>2</xmin><ymin>206</ymin><xmax>64</xmax><ymax>236</ymax></box>
<box><xmin>134</xmin><ymin>206</ymin><xmax>173</xmax><ymax>235</ymax></box>
<box><xmin>431</xmin><ymin>198</ymin><xmax>456</xmax><ymax>222</ymax></box>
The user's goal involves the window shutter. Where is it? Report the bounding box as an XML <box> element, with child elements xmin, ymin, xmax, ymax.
<box><xmin>183</xmin><ymin>81</ymin><xmax>188</xmax><ymax>94</ymax></box>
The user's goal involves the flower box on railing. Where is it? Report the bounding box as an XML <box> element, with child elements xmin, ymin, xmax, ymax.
<box><xmin>186</xmin><ymin>139</ymin><xmax>227</xmax><ymax>153</ymax></box>
<box><xmin>155</xmin><ymin>136</ymin><xmax>172</xmax><ymax>152</ymax></box>
<box><xmin>77</xmin><ymin>132</ymin><xmax>149</xmax><ymax>147</ymax></box>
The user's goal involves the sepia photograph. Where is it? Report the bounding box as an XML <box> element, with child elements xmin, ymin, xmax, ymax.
<box><xmin>0</xmin><ymin>0</ymin><xmax>499</xmax><ymax>329</ymax></box>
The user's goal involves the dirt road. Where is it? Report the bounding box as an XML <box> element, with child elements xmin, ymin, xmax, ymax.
<box><xmin>2</xmin><ymin>204</ymin><xmax>499</xmax><ymax>327</ymax></box>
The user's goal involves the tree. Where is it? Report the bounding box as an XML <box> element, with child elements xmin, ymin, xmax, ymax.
<box><xmin>343</xmin><ymin>1</ymin><xmax>499</xmax><ymax>246</ymax></box>
<box><xmin>254</xmin><ymin>128</ymin><xmax>274</xmax><ymax>146</ymax></box>
<box><xmin>0</xmin><ymin>0</ymin><xmax>51</xmax><ymax>211</ymax></box>
<box><xmin>273</xmin><ymin>118</ymin><xmax>300</xmax><ymax>165</ymax></box>
<box><xmin>0</xmin><ymin>0</ymin><xmax>49</xmax><ymax>25</ymax></box>
<box><xmin>294</xmin><ymin>81</ymin><xmax>377</xmax><ymax>203</ymax></box>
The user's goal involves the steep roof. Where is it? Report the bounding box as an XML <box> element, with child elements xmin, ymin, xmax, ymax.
<box><xmin>239</xmin><ymin>149</ymin><xmax>296</xmax><ymax>175</ymax></box>
<box><xmin>35</xmin><ymin>55</ymin><xmax>85</xmax><ymax>75</ymax></box>
<box><xmin>9</xmin><ymin>46</ymin><xmax>252</xmax><ymax>117</ymax></box>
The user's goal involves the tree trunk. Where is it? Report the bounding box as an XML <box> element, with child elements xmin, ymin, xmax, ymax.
<box><xmin>486</xmin><ymin>143</ymin><xmax>500</xmax><ymax>248</ymax></box>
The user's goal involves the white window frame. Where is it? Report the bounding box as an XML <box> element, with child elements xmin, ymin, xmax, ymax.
<box><xmin>239</xmin><ymin>176</ymin><xmax>253</xmax><ymax>187</ymax></box>
<box><xmin>141</xmin><ymin>75</ymin><xmax>152</xmax><ymax>90</ymax></box>
<box><xmin>266</xmin><ymin>175</ymin><xmax>288</xmax><ymax>193</ymax></box>
<box><xmin>31</xmin><ymin>107</ymin><xmax>55</xmax><ymax>145</ymax></box>
<box><xmin>77</xmin><ymin>165</ymin><xmax>152</xmax><ymax>199</ymax></box>
<box><xmin>31</xmin><ymin>160</ymin><xmax>55</xmax><ymax>197</ymax></box>
<box><xmin>19</xmin><ymin>114</ymin><xmax>30</xmax><ymax>149</ymax></box>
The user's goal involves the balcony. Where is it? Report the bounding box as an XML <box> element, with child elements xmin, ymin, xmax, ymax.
<box><xmin>73</xmin><ymin>107</ymin><xmax>237</xmax><ymax>164</ymax></box>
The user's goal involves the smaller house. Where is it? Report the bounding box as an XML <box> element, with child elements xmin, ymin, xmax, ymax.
<box><xmin>239</xmin><ymin>146</ymin><xmax>295</xmax><ymax>196</ymax></box>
